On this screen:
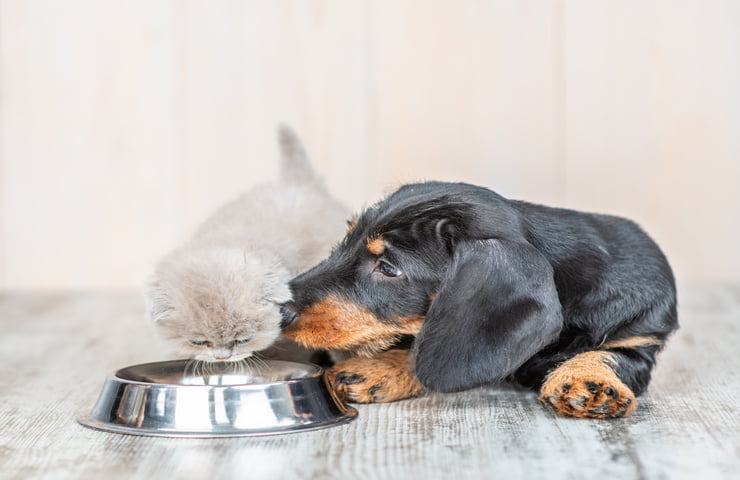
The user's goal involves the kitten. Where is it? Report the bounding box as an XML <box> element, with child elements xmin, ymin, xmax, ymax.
<box><xmin>146</xmin><ymin>125</ymin><xmax>349</xmax><ymax>362</ymax></box>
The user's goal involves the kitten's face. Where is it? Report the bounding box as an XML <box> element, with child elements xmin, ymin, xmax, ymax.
<box><xmin>146</xmin><ymin>245</ymin><xmax>292</xmax><ymax>362</ymax></box>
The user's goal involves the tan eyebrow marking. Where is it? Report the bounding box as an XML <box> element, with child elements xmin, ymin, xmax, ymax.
<box><xmin>366</xmin><ymin>236</ymin><xmax>386</xmax><ymax>255</ymax></box>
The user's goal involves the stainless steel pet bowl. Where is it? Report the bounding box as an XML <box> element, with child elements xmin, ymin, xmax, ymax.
<box><xmin>78</xmin><ymin>359</ymin><xmax>357</xmax><ymax>437</ymax></box>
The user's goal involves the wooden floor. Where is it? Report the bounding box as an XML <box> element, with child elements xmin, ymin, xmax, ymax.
<box><xmin>1</xmin><ymin>286</ymin><xmax>738</xmax><ymax>479</ymax></box>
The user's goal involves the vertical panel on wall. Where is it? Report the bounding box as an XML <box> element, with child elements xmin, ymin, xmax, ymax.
<box><xmin>175</xmin><ymin>0</ymin><xmax>374</xmax><ymax>227</ymax></box>
<box><xmin>0</xmin><ymin>0</ymin><xmax>179</xmax><ymax>289</ymax></box>
<box><xmin>0</xmin><ymin>1</ymin><xmax>5</xmax><ymax>288</ymax></box>
<box><xmin>371</xmin><ymin>0</ymin><xmax>560</xmax><ymax>205</ymax></box>
<box><xmin>285</xmin><ymin>0</ymin><xmax>377</xmax><ymax>211</ymax></box>
<box><xmin>174</xmin><ymin>0</ymin><xmax>284</xmax><ymax>239</ymax></box>
<box><xmin>563</xmin><ymin>0</ymin><xmax>740</xmax><ymax>283</ymax></box>
<box><xmin>1</xmin><ymin>1</ymin><xmax>738</xmax><ymax>289</ymax></box>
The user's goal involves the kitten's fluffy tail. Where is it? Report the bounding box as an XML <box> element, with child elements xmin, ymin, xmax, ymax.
<box><xmin>277</xmin><ymin>124</ymin><xmax>317</xmax><ymax>185</ymax></box>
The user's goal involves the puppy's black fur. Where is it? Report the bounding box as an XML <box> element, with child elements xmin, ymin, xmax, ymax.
<box><xmin>283</xmin><ymin>182</ymin><xmax>677</xmax><ymax>404</ymax></box>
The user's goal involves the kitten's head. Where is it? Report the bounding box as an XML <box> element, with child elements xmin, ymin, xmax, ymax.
<box><xmin>146</xmin><ymin>241</ymin><xmax>292</xmax><ymax>362</ymax></box>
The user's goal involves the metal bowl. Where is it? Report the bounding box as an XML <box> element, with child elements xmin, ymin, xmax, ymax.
<box><xmin>78</xmin><ymin>359</ymin><xmax>357</xmax><ymax>437</ymax></box>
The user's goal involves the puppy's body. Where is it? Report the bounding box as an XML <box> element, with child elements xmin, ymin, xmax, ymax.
<box><xmin>510</xmin><ymin>199</ymin><xmax>675</xmax><ymax>393</ymax></box>
<box><xmin>146</xmin><ymin>126</ymin><xmax>348</xmax><ymax>362</ymax></box>
<box><xmin>282</xmin><ymin>182</ymin><xmax>677</xmax><ymax>418</ymax></box>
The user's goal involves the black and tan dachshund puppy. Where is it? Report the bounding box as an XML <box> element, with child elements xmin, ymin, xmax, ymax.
<box><xmin>281</xmin><ymin>182</ymin><xmax>677</xmax><ymax>418</ymax></box>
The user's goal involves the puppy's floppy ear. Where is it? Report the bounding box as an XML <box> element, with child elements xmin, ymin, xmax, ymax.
<box><xmin>414</xmin><ymin>239</ymin><xmax>563</xmax><ymax>392</ymax></box>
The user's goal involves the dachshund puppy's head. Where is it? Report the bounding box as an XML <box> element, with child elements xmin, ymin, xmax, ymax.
<box><xmin>282</xmin><ymin>185</ymin><xmax>461</xmax><ymax>354</ymax></box>
<box><xmin>282</xmin><ymin>182</ymin><xmax>563</xmax><ymax>392</ymax></box>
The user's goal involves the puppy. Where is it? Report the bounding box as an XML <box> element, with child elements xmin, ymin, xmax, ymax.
<box><xmin>281</xmin><ymin>181</ymin><xmax>678</xmax><ymax>419</ymax></box>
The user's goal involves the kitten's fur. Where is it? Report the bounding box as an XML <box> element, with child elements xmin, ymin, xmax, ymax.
<box><xmin>146</xmin><ymin>125</ymin><xmax>348</xmax><ymax>361</ymax></box>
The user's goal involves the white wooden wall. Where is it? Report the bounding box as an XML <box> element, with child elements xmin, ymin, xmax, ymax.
<box><xmin>1</xmin><ymin>0</ymin><xmax>738</xmax><ymax>290</ymax></box>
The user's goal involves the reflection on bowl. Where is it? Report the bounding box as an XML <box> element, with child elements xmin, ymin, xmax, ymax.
<box><xmin>78</xmin><ymin>359</ymin><xmax>357</xmax><ymax>437</ymax></box>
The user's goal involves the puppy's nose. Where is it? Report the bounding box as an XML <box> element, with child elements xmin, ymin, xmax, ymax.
<box><xmin>280</xmin><ymin>302</ymin><xmax>299</xmax><ymax>329</ymax></box>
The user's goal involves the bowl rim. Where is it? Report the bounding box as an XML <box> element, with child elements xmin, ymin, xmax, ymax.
<box><xmin>77</xmin><ymin>406</ymin><xmax>358</xmax><ymax>438</ymax></box>
<box><xmin>109</xmin><ymin>358</ymin><xmax>324</xmax><ymax>389</ymax></box>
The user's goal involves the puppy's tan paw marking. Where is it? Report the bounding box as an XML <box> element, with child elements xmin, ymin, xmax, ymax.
<box><xmin>325</xmin><ymin>350</ymin><xmax>424</xmax><ymax>403</ymax></box>
<box><xmin>539</xmin><ymin>351</ymin><xmax>637</xmax><ymax>419</ymax></box>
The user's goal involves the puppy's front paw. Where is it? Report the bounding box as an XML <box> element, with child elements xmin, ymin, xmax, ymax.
<box><xmin>326</xmin><ymin>350</ymin><xmax>424</xmax><ymax>403</ymax></box>
<box><xmin>539</xmin><ymin>351</ymin><xmax>637</xmax><ymax>419</ymax></box>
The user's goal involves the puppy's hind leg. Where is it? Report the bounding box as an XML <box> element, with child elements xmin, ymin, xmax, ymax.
<box><xmin>539</xmin><ymin>350</ymin><xmax>637</xmax><ymax>418</ymax></box>
<box><xmin>539</xmin><ymin>338</ymin><xmax>663</xmax><ymax>419</ymax></box>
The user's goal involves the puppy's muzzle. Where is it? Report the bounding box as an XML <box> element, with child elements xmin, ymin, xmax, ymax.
<box><xmin>280</xmin><ymin>302</ymin><xmax>299</xmax><ymax>329</ymax></box>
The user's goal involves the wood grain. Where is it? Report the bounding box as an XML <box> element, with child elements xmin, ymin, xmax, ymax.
<box><xmin>0</xmin><ymin>1</ymin><xmax>738</xmax><ymax>286</ymax></box>
<box><xmin>1</xmin><ymin>288</ymin><xmax>738</xmax><ymax>479</ymax></box>
<box><xmin>561</xmin><ymin>0</ymin><xmax>740</xmax><ymax>284</ymax></box>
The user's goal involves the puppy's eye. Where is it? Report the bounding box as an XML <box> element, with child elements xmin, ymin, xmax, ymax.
<box><xmin>234</xmin><ymin>338</ymin><xmax>251</xmax><ymax>345</ymax></box>
<box><xmin>376</xmin><ymin>260</ymin><xmax>402</xmax><ymax>278</ymax></box>
<box><xmin>189</xmin><ymin>339</ymin><xmax>210</xmax><ymax>347</ymax></box>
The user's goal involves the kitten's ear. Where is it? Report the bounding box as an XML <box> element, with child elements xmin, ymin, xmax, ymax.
<box><xmin>265</xmin><ymin>282</ymin><xmax>292</xmax><ymax>305</ymax></box>
<box><xmin>261</xmin><ymin>267</ymin><xmax>293</xmax><ymax>305</ymax></box>
<box><xmin>145</xmin><ymin>275</ymin><xmax>174</xmax><ymax>323</ymax></box>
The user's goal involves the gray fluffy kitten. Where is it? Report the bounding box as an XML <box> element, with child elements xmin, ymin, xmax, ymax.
<box><xmin>146</xmin><ymin>125</ymin><xmax>348</xmax><ymax>362</ymax></box>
